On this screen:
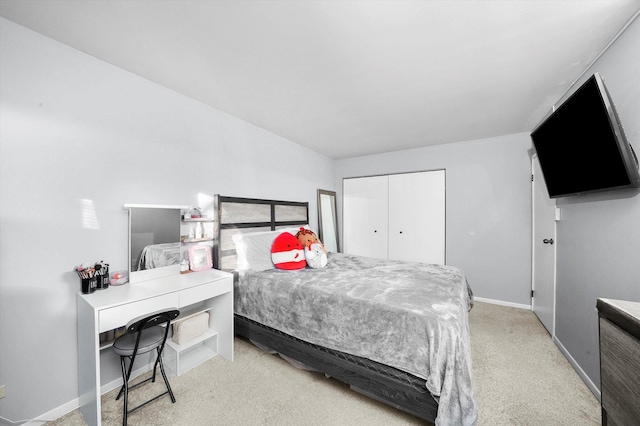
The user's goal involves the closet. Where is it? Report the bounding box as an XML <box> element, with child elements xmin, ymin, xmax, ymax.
<box><xmin>343</xmin><ymin>170</ymin><xmax>445</xmax><ymax>264</ymax></box>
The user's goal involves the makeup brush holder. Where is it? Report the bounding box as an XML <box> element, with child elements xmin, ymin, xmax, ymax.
<box><xmin>96</xmin><ymin>270</ymin><xmax>110</xmax><ymax>289</ymax></box>
<box><xmin>81</xmin><ymin>277</ymin><xmax>97</xmax><ymax>294</ymax></box>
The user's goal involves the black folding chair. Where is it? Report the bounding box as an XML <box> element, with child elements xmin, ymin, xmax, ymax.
<box><xmin>112</xmin><ymin>309</ymin><xmax>180</xmax><ymax>425</ymax></box>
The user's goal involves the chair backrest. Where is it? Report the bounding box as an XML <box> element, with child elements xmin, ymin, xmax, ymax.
<box><xmin>118</xmin><ymin>309</ymin><xmax>180</xmax><ymax>360</ymax></box>
<box><xmin>127</xmin><ymin>308</ymin><xmax>180</xmax><ymax>333</ymax></box>
<box><xmin>126</xmin><ymin>309</ymin><xmax>180</xmax><ymax>334</ymax></box>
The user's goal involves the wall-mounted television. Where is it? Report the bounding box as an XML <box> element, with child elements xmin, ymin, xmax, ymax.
<box><xmin>531</xmin><ymin>73</ymin><xmax>640</xmax><ymax>198</ymax></box>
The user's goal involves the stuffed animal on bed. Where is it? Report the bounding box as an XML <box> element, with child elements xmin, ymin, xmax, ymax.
<box><xmin>295</xmin><ymin>228</ymin><xmax>327</xmax><ymax>269</ymax></box>
<box><xmin>295</xmin><ymin>228</ymin><xmax>326</xmax><ymax>252</ymax></box>
<box><xmin>271</xmin><ymin>232</ymin><xmax>306</xmax><ymax>270</ymax></box>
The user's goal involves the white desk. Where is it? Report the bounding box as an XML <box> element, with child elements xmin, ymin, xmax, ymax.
<box><xmin>77</xmin><ymin>269</ymin><xmax>233</xmax><ymax>426</ymax></box>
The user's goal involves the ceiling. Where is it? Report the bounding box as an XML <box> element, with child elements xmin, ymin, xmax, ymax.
<box><xmin>1</xmin><ymin>1</ymin><xmax>639</xmax><ymax>159</ymax></box>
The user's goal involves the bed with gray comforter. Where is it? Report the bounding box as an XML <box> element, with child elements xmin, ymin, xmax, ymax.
<box><xmin>234</xmin><ymin>252</ymin><xmax>477</xmax><ymax>426</ymax></box>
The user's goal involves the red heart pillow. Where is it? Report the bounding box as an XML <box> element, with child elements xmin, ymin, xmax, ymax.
<box><xmin>271</xmin><ymin>232</ymin><xmax>306</xmax><ymax>270</ymax></box>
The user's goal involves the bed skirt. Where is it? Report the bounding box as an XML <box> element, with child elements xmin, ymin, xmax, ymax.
<box><xmin>234</xmin><ymin>314</ymin><xmax>438</xmax><ymax>423</ymax></box>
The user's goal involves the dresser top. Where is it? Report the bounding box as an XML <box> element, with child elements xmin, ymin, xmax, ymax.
<box><xmin>78</xmin><ymin>268</ymin><xmax>232</xmax><ymax>311</ymax></box>
<box><xmin>597</xmin><ymin>298</ymin><xmax>640</xmax><ymax>340</ymax></box>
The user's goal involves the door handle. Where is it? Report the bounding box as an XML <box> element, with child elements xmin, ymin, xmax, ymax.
<box><xmin>543</xmin><ymin>238</ymin><xmax>554</xmax><ymax>245</ymax></box>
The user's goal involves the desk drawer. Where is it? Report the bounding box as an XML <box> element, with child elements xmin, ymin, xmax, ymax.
<box><xmin>99</xmin><ymin>293</ymin><xmax>179</xmax><ymax>332</ymax></box>
<box><xmin>180</xmin><ymin>279</ymin><xmax>232</xmax><ymax>307</ymax></box>
<box><xmin>600</xmin><ymin>317</ymin><xmax>640</xmax><ymax>425</ymax></box>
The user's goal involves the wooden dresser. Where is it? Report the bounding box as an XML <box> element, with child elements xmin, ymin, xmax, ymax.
<box><xmin>597</xmin><ymin>298</ymin><xmax>640</xmax><ymax>426</ymax></box>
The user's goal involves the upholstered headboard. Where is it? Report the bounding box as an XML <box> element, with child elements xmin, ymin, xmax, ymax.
<box><xmin>213</xmin><ymin>195</ymin><xmax>309</xmax><ymax>271</ymax></box>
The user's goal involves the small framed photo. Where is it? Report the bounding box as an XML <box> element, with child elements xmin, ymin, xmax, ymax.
<box><xmin>188</xmin><ymin>244</ymin><xmax>212</xmax><ymax>272</ymax></box>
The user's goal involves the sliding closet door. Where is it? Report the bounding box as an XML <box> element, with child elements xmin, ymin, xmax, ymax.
<box><xmin>388</xmin><ymin>170</ymin><xmax>445</xmax><ymax>264</ymax></box>
<box><xmin>343</xmin><ymin>175</ymin><xmax>389</xmax><ymax>259</ymax></box>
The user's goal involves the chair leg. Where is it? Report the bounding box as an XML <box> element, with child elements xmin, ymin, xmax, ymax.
<box><xmin>116</xmin><ymin>356</ymin><xmax>130</xmax><ymax>426</ymax></box>
<box><xmin>116</xmin><ymin>355</ymin><xmax>134</xmax><ymax>401</ymax></box>
<box><xmin>151</xmin><ymin>350</ymin><xmax>160</xmax><ymax>383</ymax></box>
<box><xmin>116</xmin><ymin>357</ymin><xmax>126</xmax><ymax>401</ymax></box>
<box><xmin>114</xmin><ymin>346</ymin><xmax>175</xmax><ymax>425</ymax></box>
<box><xmin>122</xmin><ymin>378</ymin><xmax>129</xmax><ymax>426</ymax></box>
<box><xmin>157</xmin><ymin>347</ymin><xmax>176</xmax><ymax>403</ymax></box>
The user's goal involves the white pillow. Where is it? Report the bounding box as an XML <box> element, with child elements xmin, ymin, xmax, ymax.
<box><xmin>233</xmin><ymin>227</ymin><xmax>307</xmax><ymax>271</ymax></box>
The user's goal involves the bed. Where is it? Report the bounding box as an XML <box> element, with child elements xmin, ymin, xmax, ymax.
<box><xmin>213</xmin><ymin>195</ymin><xmax>477</xmax><ymax>425</ymax></box>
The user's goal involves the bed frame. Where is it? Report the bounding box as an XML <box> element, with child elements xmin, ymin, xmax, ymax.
<box><xmin>213</xmin><ymin>195</ymin><xmax>438</xmax><ymax>423</ymax></box>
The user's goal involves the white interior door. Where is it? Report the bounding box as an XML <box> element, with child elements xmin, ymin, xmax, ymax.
<box><xmin>388</xmin><ymin>170</ymin><xmax>445</xmax><ymax>264</ymax></box>
<box><xmin>532</xmin><ymin>156</ymin><xmax>557</xmax><ymax>336</ymax></box>
<box><xmin>343</xmin><ymin>176</ymin><xmax>389</xmax><ymax>259</ymax></box>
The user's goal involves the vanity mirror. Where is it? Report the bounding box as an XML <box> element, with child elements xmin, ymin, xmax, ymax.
<box><xmin>124</xmin><ymin>204</ymin><xmax>187</xmax><ymax>283</ymax></box>
<box><xmin>317</xmin><ymin>189</ymin><xmax>339</xmax><ymax>253</ymax></box>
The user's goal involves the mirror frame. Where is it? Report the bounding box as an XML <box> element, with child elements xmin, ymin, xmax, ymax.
<box><xmin>188</xmin><ymin>244</ymin><xmax>213</xmax><ymax>272</ymax></box>
<box><xmin>317</xmin><ymin>189</ymin><xmax>340</xmax><ymax>253</ymax></box>
<box><xmin>124</xmin><ymin>203</ymin><xmax>188</xmax><ymax>283</ymax></box>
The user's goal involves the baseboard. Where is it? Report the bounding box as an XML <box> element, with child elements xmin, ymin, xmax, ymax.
<box><xmin>553</xmin><ymin>336</ymin><xmax>601</xmax><ymax>402</ymax></box>
<box><xmin>473</xmin><ymin>296</ymin><xmax>532</xmax><ymax>310</ymax></box>
<box><xmin>23</xmin><ymin>363</ymin><xmax>158</xmax><ymax>424</ymax></box>
<box><xmin>476</xmin><ymin>297</ymin><xmax>602</xmax><ymax>404</ymax></box>
<box><xmin>23</xmin><ymin>397</ymin><xmax>79</xmax><ymax>425</ymax></box>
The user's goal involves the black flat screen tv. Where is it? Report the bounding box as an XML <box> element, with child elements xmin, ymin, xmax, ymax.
<box><xmin>531</xmin><ymin>73</ymin><xmax>640</xmax><ymax>198</ymax></box>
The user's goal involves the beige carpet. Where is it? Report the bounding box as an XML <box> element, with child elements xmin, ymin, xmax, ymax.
<box><xmin>47</xmin><ymin>302</ymin><xmax>600</xmax><ymax>425</ymax></box>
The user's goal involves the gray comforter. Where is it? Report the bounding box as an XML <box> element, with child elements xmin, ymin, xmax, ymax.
<box><xmin>234</xmin><ymin>252</ymin><xmax>477</xmax><ymax>425</ymax></box>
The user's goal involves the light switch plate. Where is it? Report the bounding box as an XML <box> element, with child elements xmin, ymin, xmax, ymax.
<box><xmin>0</xmin><ymin>385</ymin><xmax>5</xmax><ymax>399</ymax></box>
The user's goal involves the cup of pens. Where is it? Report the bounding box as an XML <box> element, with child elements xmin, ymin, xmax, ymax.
<box><xmin>79</xmin><ymin>273</ymin><xmax>97</xmax><ymax>294</ymax></box>
<box><xmin>75</xmin><ymin>261</ymin><xmax>110</xmax><ymax>294</ymax></box>
<box><xmin>96</xmin><ymin>261</ymin><xmax>110</xmax><ymax>289</ymax></box>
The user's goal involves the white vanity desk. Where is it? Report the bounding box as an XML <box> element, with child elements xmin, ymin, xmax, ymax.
<box><xmin>77</xmin><ymin>268</ymin><xmax>233</xmax><ymax>426</ymax></box>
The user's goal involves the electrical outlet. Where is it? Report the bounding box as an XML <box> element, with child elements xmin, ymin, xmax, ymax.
<box><xmin>0</xmin><ymin>385</ymin><xmax>5</xmax><ymax>399</ymax></box>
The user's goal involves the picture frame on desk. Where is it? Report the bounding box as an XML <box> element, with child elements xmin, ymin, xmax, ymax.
<box><xmin>189</xmin><ymin>244</ymin><xmax>213</xmax><ymax>272</ymax></box>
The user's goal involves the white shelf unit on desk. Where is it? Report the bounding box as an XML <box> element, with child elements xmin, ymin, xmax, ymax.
<box><xmin>181</xmin><ymin>217</ymin><xmax>214</xmax><ymax>244</ymax></box>
<box><xmin>77</xmin><ymin>268</ymin><xmax>233</xmax><ymax>426</ymax></box>
<box><xmin>164</xmin><ymin>305</ymin><xmax>219</xmax><ymax>376</ymax></box>
<box><xmin>182</xmin><ymin>217</ymin><xmax>214</xmax><ymax>222</ymax></box>
<box><xmin>181</xmin><ymin>236</ymin><xmax>214</xmax><ymax>244</ymax></box>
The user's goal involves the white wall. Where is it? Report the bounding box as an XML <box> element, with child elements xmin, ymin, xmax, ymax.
<box><xmin>553</xmin><ymin>15</ymin><xmax>640</xmax><ymax>393</ymax></box>
<box><xmin>336</xmin><ymin>133</ymin><xmax>533</xmax><ymax>307</ymax></box>
<box><xmin>0</xmin><ymin>18</ymin><xmax>335</xmax><ymax>422</ymax></box>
